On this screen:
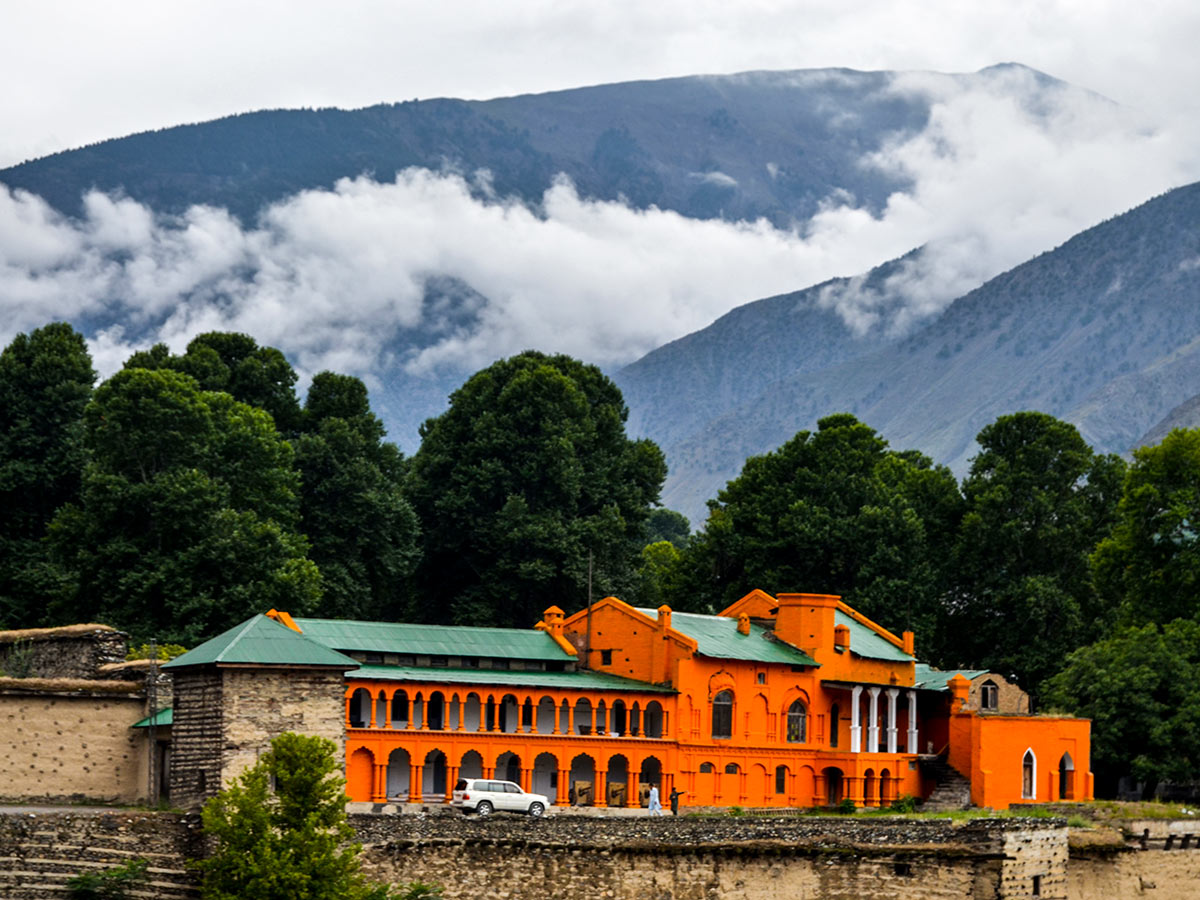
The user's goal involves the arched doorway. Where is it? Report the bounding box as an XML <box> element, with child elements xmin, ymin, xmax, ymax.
<box><xmin>426</xmin><ymin>692</ymin><xmax>446</xmax><ymax>731</ymax></box>
<box><xmin>863</xmin><ymin>768</ymin><xmax>877</xmax><ymax>806</ymax></box>
<box><xmin>347</xmin><ymin>747</ymin><xmax>374</xmax><ymax>801</ymax></box>
<box><xmin>424</xmin><ymin>749</ymin><xmax>447</xmax><ymax>798</ymax></box>
<box><xmin>533</xmin><ymin>752</ymin><xmax>558</xmax><ymax>799</ymax></box>
<box><xmin>606</xmin><ymin>754</ymin><xmax>629</xmax><ymax>807</ymax></box>
<box><xmin>496</xmin><ymin>751</ymin><xmax>521</xmax><ymax>785</ymax></box>
<box><xmin>570</xmin><ymin>754</ymin><xmax>595</xmax><ymax>805</ymax></box>
<box><xmin>823</xmin><ymin>766</ymin><xmax>844</xmax><ymax>805</ymax></box>
<box><xmin>459</xmin><ymin>750</ymin><xmax>483</xmax><ymax>780</ymax></box>
<box><xmin>386</xmin><ymin>747</ymin><xmax>411</xmax><ymax>799</ymax></box>
<box><xmin>1059</xmin><ymin>753</ymin><xmax>1075</xmax><ymax>799</ymax></box>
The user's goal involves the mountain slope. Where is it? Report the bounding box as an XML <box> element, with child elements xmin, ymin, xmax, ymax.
<box><xmin>650</xmin><ymin>181</ymin><xmax>1200</xmax><ymax>522</ymax></box>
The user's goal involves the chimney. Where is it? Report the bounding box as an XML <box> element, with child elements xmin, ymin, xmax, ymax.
<box><xmin>737</xmin><ymin>613</ymin><xmax>750</xmax><ymax>635</ymax></box>
<box><xmin>833</xmin><ymin>624</ymin><xmax>849</xmax><ymax>652</ymax></box>
<box><xmin>774</xmin><ymin>593</ymin><xmax>840</xmax><ymax>658</ymax></box>
<box><xmin>657</xmin><ymin>605</ymin><xmax>672</xmax><ymax>633</ymax></box>
<box><xmin>542</xmin><ymin>606</ymin><xmax>565</xmax><ymax>638</ymax></box>
<box><xmin>948</xmin><ymin>673</ymin><xmax>970</xmax><ymax>712</ymax></box>
<box><xmin>902</xmin><ymin>630</ymin><xmax>915</xmax><ymax>656</ymax></box>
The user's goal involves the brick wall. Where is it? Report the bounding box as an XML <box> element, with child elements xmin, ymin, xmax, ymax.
<box><xmin>0</xmin><ymin>689</ymin><xmax>148</xmax><ymax>804</ymax></box>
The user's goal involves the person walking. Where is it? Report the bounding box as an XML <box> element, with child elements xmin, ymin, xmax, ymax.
<box><xmin>669</xmin><ymin>787</ymin><xmax>685</xmax><ymax>815</ymax></box>
<box><xmin>647</xmin><ymin>784</ymin><xmax>663</xmax><ymax>815</ymax></box>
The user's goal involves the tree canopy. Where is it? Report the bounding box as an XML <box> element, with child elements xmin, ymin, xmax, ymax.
<box><xmin>0</xmin><ymin>323</ymin><xmax>95</xmax><ymax>628</ymax></box>
<box><xmin>944</xmin><ymin>412</ymin><xmax>1125</xmax><ymax>695</ymax></box>
<box><xmin>665</xmin><ymin>413</ymin><xmax>963</xmax><ymax>646</ymax></box>
<box><xmin>50</xmin><ymin>367</ymin><xmax>320</xmax><ymax>644</ymax></box>
<box><xmin>406</xmin><ymin>351</ymin><xmax>666</xmax><ymax>627</ymax></box>
<box><xmin>195</xmin><ymin>732</ymin><xmax>393</xmax><ymax>900</ymax></box>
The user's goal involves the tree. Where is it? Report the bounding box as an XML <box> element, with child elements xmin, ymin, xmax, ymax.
<box><xmin>645</xmin><ymin>508</ymin><xmax>690</xmax><ymax>549</ymax></box>
<box><xmin>125</xmin><ymin>332</ymin><xmax>302</xmax><ymax>433</ymax></box>
<box><xmin>1092</xmin><ymin>428</ymin><xmax>1200</xmax><ymax>627</ymax></box>
<box><xmin>1044</xmin><ymin>620</ymin><xmax>1200</xmax><ymax>792</ymax></box>
<box><xmin>945</xmin><ymin>412</ymin><xmax>1125</xmax><ymax>696</ymax></box>
<box><xmin>195</xmin><ymin>732</ymin><xmax>393</xmax><ymax>900</ymax></box>
<box><xmin>666</xmin><ymin>414</ymin><xmax>963</xmax><ymax>647</ymax></box>
<box><xmin>293</xmin><ymin>373</ymin><xmax>420</xmax><ymax>620</ymax></box>
<box><xmin>50</xmin><ymin>368</ymin><xmax>320</xmax><ymax>643</ymax></box>
<box><xmin>406</xmin><ymin>352</ymin><xmax>666</xmax><ymax>627</ymax></box>
<box><xmin>0</xmin><ymin>323</ymin><xmax>96</xmax><ymax>627</ymax></box>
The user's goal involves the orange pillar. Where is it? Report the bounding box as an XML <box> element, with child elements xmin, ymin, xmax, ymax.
<box><xmin>595</xmin><ymin>771</ymin><xmax>607</xmax><ymax>808</ymax></box>
<box><xmin>627</xmin><ymin>773</ymin><xmax>640</xmax><ymax>808</ymax></box>
<box><xmin>410</xmin><ymin>765</ymin><xmax>423</xmax><ymax>803</ymax></box>
<box><xmin>555</xmin><ymin>767</ymin><xmax>569</xmax><ymax>807</ymax></box>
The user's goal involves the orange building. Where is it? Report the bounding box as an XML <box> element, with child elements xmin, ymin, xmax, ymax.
<box><xmin>224</xmin><ymin>590</ymin><xmax>1092</xmax><ymax>811</ymax></box>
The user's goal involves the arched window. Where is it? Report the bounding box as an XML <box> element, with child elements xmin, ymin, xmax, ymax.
<box><xmin>724</xmin><ymin>763</ymin><xmax>740</xmax><ymax>774</ymax></box>
<box><xmin>699</xmin><ymin>762</ymin><xmax>715</xmax><ymax>774</ymax></box>
<box><xmin>712</xmin><ymin>689</ymin><xmax>733</xmax><ymax>739</ymax></box>
<box><xmin>775</xmin><ymin>765</ymin><xmax>789</xmax><ymax>795</ymax></box>
<box><xmin>1059</xmin><ymin>752</ymin><xmax>1075</xmax><ymax>800</ymax></box>
<box><xmin>981</xmin><ymin>680</ymin><xmax>999</xmax><ymax>711</ymax></box>
<box><xmin>830</xmin><ymin>703</ymin><xmax>839</xmax><ymax>748</ymax></box>
<box><xmin>786</xmin><ymin>700</ymin><xmax>807</xmax><ymax>743</ymax></box>
<box><xmin>1022</xmin><ymin>749</ymin><xmax>1036</xmax><ymax>799</ymax></box>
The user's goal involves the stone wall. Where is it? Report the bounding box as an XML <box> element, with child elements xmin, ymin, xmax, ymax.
<box><xmin>0</xmin><ymin>626</ymin><xmax>128</xmax><ymax>680</ymax></box>
<box><xmin>169</xmin><ymin>669</ymin><xmax>223</xmax><ymax>811</ymax></box>
<box><xmin>0</xmin><ymin>811</ymin><xmax>199</xmax><ymax>899</ymax></box>
<box><xmin>0</xmin><ymin>686</ymin><xmax>149</xmax><ymax>804</ymax></box>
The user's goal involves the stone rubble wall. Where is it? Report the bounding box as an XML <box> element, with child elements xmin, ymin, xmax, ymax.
<box><xmin>0</xmin><ymin>628</ymin><xmax>128</xmax><ymax>680</ymax></box>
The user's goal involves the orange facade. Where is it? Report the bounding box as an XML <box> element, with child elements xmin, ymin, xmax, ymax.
<box><xmin>337</xmin><ymin>592</ymin><xmax>1091</xmax><ymax>810</ymax></box>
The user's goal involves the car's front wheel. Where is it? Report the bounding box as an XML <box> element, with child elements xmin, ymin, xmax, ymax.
<box><xmin>475</xmin><ymin>801</ymin><xmax>493</xmax><ymax>817</ymax></box>
<box><xmin>528</xmin><ymin>802</ymin><xmax>545</xmax><ymax>818</ymax></box>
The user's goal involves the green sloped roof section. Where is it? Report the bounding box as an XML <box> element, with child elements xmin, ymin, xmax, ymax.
<box><xmin>163</xmin><ymin>615</ymin><xmax>359</xmax><ymax>669</ymax></box>
<box><xmin>294</xmin><ymin>618</ymin><xmax>570</xmax><ymax>662</ymax></box>
<box><xmin>835</xmin><ymin>610</ymin><xmax>913</xmax><ymax>662</ymax></box>
<box><xmin>913</xmin><ymin>663</ymin><xmax>988</xmax><ymax>691</ymax></box>
<box><xmin>636</xmin><ymin>609</ymin><xmax>818</xmax><ymax>667</ymax></box>
<box><xmin>351</xmin><ymin>665</ymin><xmax>675</xmax><ymax>693</ymax></box>
<box><xmin>133</xmin><ymin>708</ymin><xmax>173</xmax><ymax>728</ymax></box>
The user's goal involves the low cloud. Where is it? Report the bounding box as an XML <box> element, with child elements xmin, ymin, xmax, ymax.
<box><xmin>2</xmin><ymin>66</ymin><xmax>1198</xmax><ymax>386</ymax></box>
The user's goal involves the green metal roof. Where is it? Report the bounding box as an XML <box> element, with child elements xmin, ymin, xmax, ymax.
<box><xmin>637</xmin><ymin>609</ymin><xmax>818</xmax><ymax>667</ymax></box>
<box><xmin>163</xmin><ymin>616</ymin><xmax>359</xmax><ymax>670</ymax></box>
<box><xmin>350</xmin><ymin>665</ymin><xmax>675</xmax><ymax>693</ymax></box>
<box><xmin>133</xmin><ymin>708</ymin><xmax>173</xmax><ymax>728</ymax></box>
<box><xmin>835</xmin><ymin>610</ymin><xmax>913</xmax><ymax>662</ymax></box>
<box><xmin>913</xmin><ymin>663</ymin><xmax>988</xmax><ymax>691</ymax></box>
<box><xmin>294</xmin><ymin>618</ymin><xmax>570</xmax><ymax>662</ymax></box>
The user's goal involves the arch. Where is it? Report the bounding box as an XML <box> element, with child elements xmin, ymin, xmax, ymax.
<box><xmin>724</xmin><ymin>762</ymin><xmax>740</xmax><ymax>775</ymax></box>
<box><xmin>423</xmin><ymin>748</ymin><xmax>447</xmax><ymax>796</ymax></box>
<box><xmin>485</xmin><ymin>695</ymin><xmax>497</xmax><ymax>732</ymax></box>
<box><xmin>347</xmin><ymin>747</ymin><xmax>374</xmax><ymax>801</ymax></box>
<box><xmin>374</xmin><ymin>691</ymin><xmax>388</xmax><ymax>729</ymax></box>
<box><xmin>775</xmin><ymin>764</ymin><xmax>789</xmax><ymax>797</ymax></box>
<box><xmin>610</xmin><ymin>699</ymin><xmax>627</xmax><ymax>736</ymax></box>
<box><xmin>391</xmin><ymin>690</ymin><xmax>410</xmax><ymax>729</ymax></box>
<box><xmin>386</xmin><ymin>747</ymin><xmax>411</xmax><ymax>799</ymax></box>
<box><xmin>712</xmin><ymin>689</ymin><xmax>734</xmax><ymax>739</ymax></box>
<box><xmin>459</xmin><ymin>749</ymin><xmax>483</xmax><ymax>780</ymax></box>
<box><xmin>863</xmin><ymin>767</ymin><xmax>877</xmax><ymax>806</ymax></box>
<box><xmin>597</xmin><ymin>700</ymin><xmax>608</xmax><ymax>736</ymax></box>
<box><xmin>499</xmin><ymin>694</ymin><xmax>520</xmax><ymax>734</ymax></box>
<box><xmin>696</xmin><ymin>761</ymin><xmax>716</xmax><ymax>806</ymax></box>
<box><xmin>412</xmin><ymin>691</ymin><xmax>425</xmax><ymax>729</ymax></box>
<box><xmin>786</xmin><ymin>699</ymin><xmax>808</xmax><ymax>743</ymax></box>
<box><xmin>644</xmin><ymin>701</ymin><xmax>664</xmax><ymax>738</ymax></box>
<box><xmin>823</xmin><ymin>766</ymin><xmax>844</xmax><ymax>805</ymax></box>
<box><xmin>496</xmin><ymin>751</ymin><xmax>522</xmax><ymax>784</ymax></box>
<box><xmin>830</xmin><ymin>703</ymin><xmax>840</xmax><ymax>748</ymax></box>
<box><xmin>630</xmin><ymin>701</ymin><xmax>642</xmax><ymax>737</ymax></box>
<box><xmin>1059</xmin><ymin>752</ymin><xmax>1075</xmax><ymax>800</ymax></box>
<box><xmin>536</xmin><ymin>696</ymin><xmax>556</xmax><ymax>733</ymax></box>
<box><xmin>426</xmin><ymin>691</ymin><xmax>446</xmax><ymax>731</ymax></box>
<box><xmin>569</xmin><ymin>754</ymin><xmax>596</xmax><ymax>806</ymax></box>
<box><xmin>796</xmin><ymin>764</ymin><xmax>816</xmax><ymax>807</ymax></box>
<box><xmin>463</xmin><ymin>692</ymin><xmax>482</xmax><ymax>732</ymax></box>
<box><xmin>533</xmin><ymin>751</ymin><xmax>558</xmax><ymax>799</ymax></box>
<box><xmin>748</xmin><ymin>762</ymin><xmax>768</xmax><ymax>807</ymax></box>
<box><xmin>606</xmin><ymin>754</ymin><xmax>630</xmax><ymax>807</ymax></box>
<box><xmin>698</xmin><ymin>762</ymin><xmax>715</xmax><ymax>773</ymax></box>
<box><xmin>1022</xmin><ymin>749</ymin><xmax>1037</xmax><ymax>800</ymax></box>
<box><xmin>573</xmin><ymin>697</ymin><xmax>593</xmax><ymax>735</ymax></box>
<box><xmin>880</xmin><ymin>767</ymin><xmax>893</xmax><ymax>805</ymax></box>
<box><xmin>640</xmin><ymin>756</ymin><xmax>662</xmax><ymax>806</ymax></box>
<box><xmin>349</xmin><ymin>688</ymin><xmax>372</xmax><ymax>728</ymax></box>
<box><xmin>520</xmin><ymin>696</ymin><xmax>535</xmax><ymax>732</ymax></box>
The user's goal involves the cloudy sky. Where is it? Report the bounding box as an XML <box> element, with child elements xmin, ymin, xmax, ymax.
<box><xmin>3</xmin><ymin>0</ymin><xmax>1199</xmax><ymax>402</ymax></box>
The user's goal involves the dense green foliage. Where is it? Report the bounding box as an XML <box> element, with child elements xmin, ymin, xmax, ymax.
<box><xmin>406</xmin><ymin>351</ymin><xmax>666</xmax><ymax>627</ymax></box>
<box><xmin>665</xmin><ymin>414</ymin><xmax>963</xmax><ymax>644</ymax></box>
<box><xmin>195</xmin><ymin>732</ymin><xmax>392</xmax><ymax>900</ymax></box>
<box><xmin>0</xmin><ymin>323</ymin><xmax>95</xmax><ymax>628</ymax></box>
<box><xmin>942</xmin><ymin>412</ymin><xmax>1125</xmax><ymax>694</ymax></box>
<box><xmin>645</xmin><ymin>508</ymin><xmax>690</xmax><ymax>548</ymax></box>
<box><xmin>50</xmin><ymin>367</ymin><xmax>320</xmax><ymax>644</ymax></box>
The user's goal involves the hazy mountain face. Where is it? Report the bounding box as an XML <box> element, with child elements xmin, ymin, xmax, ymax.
<box><xmin>649</xmin><ymin>181</ymin><xmax>1200</xmax><ymax>524</ymax></box>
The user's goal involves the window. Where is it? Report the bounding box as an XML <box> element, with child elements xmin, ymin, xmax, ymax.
<box><xmin>756</xmin><ymin>672</ymin><xmax>765</xmax><ymax>685</ymax></box>
<box><xmin>829</xmin><ymin>703</ymin><xmax>839</xmax><ymax>748</ymax></box>
<box><xmin>981</xmin><ymin>680</ymin><xmax>999</xmax><ymax>711</ymax></box>
<box><xmin>1032</xmin><ymin>875</ymin><xmax>1041</xmax><ymax>896</ymax></box>
<box><xmin>699</xmin><ymin>762</ymin><xmax>715</xmax><ymax>773</ymax></box>
<box><xmin>431</xmin><ymin>656</ymin><xmax>448</xmax><ymax>667</ymax></box>
<box><xmin>492</xmin><ymin>658</ymin><xmax>509</xmax><ymax>670</ymax></box>
<box><xmin>775</xmin><ymin>765</ymin><xmax>788</xmax><ymax>795</ymax></box>
<box><xmin>786</xmin><ymin>700</ymin><xmax>807</xmax><ymax>743</ymax></box>
<box><xmin>601</xmin><ymin>649</ymin><xmax>613</xmax><ymax>666</ymax></box>
<box><xmin>712</xmin><ymin>690</ymin><xmax>733</xmax><ymax>739</ymax></box>
<box><xmin>724</xmin><ymin>763</ymin><xmax>740</xmax><ymax>774</ymax></box>
<box><xmin>1022</xmin><ymin>749</ymin><xmax>1036</xmax><ymax>799</ymax></box>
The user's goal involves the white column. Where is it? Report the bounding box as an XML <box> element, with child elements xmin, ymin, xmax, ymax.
<box><xmin>906</xmin><ymin>691</ymin><xmax>919</xmax><ymax>754</ymax></box>
<box><xmin>886</xmin><ymin>688</ymin><xmax>899</xmax><ymax>754</ymax></box>
<box><xmin>850</xmin><ymin>686</ymin><xmax>863</xmax><ymax>753</ymax></box>
<box><xmin>866</xmin><ymin>687</ymin><xmax>880</xmax><ymax>752</ymax></box>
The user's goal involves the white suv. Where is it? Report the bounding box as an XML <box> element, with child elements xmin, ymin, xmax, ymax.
<box><xmin>451</xmin><ymin>778</ymin><xmax>550</xmax><ymax>817</ymax></box>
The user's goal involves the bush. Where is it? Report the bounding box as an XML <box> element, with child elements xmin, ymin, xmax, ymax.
<box><xmin>889</xmin><ymin>795</ymin><xmax>919</xmax><ymax>813</ymax></box>
<box><xmin>67</xmin><ymin>859</ymin><xmax>148</xmax><ymax>899</ymax></box>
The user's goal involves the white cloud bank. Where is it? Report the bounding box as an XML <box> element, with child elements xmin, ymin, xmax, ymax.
<box><xmin>2</xmin><ymin>68</ymin><xmax>1198</xmax><ymax>384</ymax></box>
